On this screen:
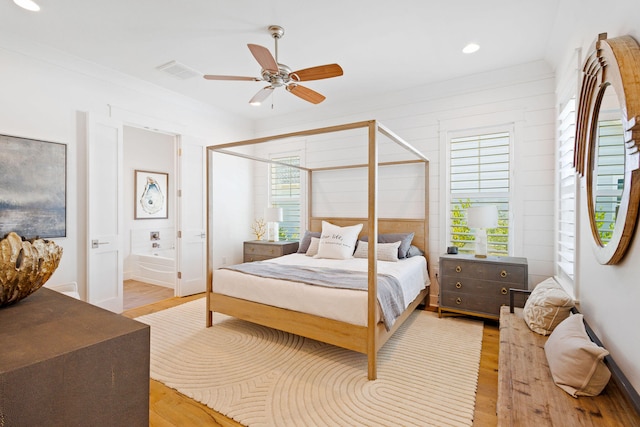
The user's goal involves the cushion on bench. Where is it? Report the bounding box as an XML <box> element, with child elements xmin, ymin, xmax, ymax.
<box><xmin>522</xmin><ymin>277</ymin><xmax>574</xmax><ymax>335</ymax></box>
<box><xmin>545</xmin><ymin>313</ymin><xmax>611</xmax><ymax>397</ymax></box>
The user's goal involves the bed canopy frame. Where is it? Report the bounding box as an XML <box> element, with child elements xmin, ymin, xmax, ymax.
<box><xmin>206</xmin><ymin>119</ymin><xmax>430</xmax><ymax>380</ymax></box>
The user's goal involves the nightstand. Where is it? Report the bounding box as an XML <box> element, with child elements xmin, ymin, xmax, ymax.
<box><xmin>243</xmin><ymin>240</ymin><xmax>299</xmax><ymax>262</ymax></box>
<box><xmin>438</xmin><ymin>254</ymin><xmax>528</xmax><ymax>320</ymax></box>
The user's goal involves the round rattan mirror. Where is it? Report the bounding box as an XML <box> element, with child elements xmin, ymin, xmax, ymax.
<box><xmin>575</xmin><ymin>34</ymin><xmax>640</xmax><ymax>264</ymax></box>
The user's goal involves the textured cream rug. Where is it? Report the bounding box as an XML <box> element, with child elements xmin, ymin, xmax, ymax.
<box><xmin>136</xmin><ymin>298</ymin><xmax>484</xmax><ymax>427</ymax></box>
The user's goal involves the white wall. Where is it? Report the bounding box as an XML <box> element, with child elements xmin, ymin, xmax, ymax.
<box><xmin>550</xmin><ymin>0</ymin><xmax>640</xmax><ymax>394</ymax></box>
<box><xmin>0</xmin><ymin>37</ymin><xmax>254</xmax><ymax>299</ymax></box>
<box><xmin>254</xmin><ymin>60</ymin><xmax>557</xmax><ymax>305</ymax></box>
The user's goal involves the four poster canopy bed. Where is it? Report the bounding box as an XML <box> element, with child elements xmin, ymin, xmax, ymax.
<box><xmin>205</xmin><ymin>120</ymin><xmax>430</xmax><ymax>380</ymax></box>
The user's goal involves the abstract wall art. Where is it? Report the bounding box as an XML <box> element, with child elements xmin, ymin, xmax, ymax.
<box><xmin>0</xmin><ymin>134</ymin><xmax>67</xmax><ymax>239</ymax></box>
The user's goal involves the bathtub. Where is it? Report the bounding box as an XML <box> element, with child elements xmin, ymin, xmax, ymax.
<box><xmin>132</xmin><ymin>248</ymin><xmax>175</xmax><ymax>288</ymax></box>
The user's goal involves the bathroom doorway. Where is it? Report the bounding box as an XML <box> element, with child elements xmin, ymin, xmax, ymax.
<box><xmin>123</xmin><ymin>126</ymin><xmax>177</xmax><ymax>308</ymax></box>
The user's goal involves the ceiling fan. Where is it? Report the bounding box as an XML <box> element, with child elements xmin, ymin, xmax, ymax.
<box><xmin>203</xmin><ymin>25</ymin><xmax>343</xmax><ymax>106</ymax></box>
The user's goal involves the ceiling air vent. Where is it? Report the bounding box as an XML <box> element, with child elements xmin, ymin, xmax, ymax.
<box><xmin>156</xmin><ymin>60</ymin><xmax>202</xmax><ymax>80</ymax></box>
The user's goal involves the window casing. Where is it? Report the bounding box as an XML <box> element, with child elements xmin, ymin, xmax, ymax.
<box><xmin>449</xmin><ymin>132</ymin><xmax>511</xmax><ymax>256</ymax></box>
<box><xmin>269</xmin><ymin>155</ymin><xmax>301</xmax><ymax>240</ymax></box>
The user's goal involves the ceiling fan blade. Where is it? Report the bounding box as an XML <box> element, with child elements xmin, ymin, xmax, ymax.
<box><xmin>291</xmin><ymin>64</ymin><xmax>343</xmax><ymax>81</ymax></box>
<box><xmin>249</xmin><ymin>86</ymin><xmax>275</xmax><ymax>105</ymax></box>
<box><xmin>286</xmin><ymin>84</ymin><xmax>326</xmax><ymax>104</ymax></box>
<box><xmin>247</xmin><ymin>44</ymin><xmax>278</xmax><ymax>73</ymax></box>
<box><xmin>203</xmin><ymin>75</ymin><xmax>260</xmax><ymax>81</ymax></box>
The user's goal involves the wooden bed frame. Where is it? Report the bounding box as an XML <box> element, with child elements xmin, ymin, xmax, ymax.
<box><xmin>205</xmin><ymin>120</ymin><xmax>430</xmax><ymax>380</ymax></box>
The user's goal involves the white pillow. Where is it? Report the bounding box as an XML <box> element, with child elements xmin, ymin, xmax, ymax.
<box><xmin>353</xmin><ymin>240</ymin><xmax>401</xmax><ymax>262</ymax></box>
<box><xmin>523</xmin><ymin>277</ymin><xmax>574</xmax><ymax>335</ymax></box>
<box><xmin>544</xmin><ymin>313</ymin><xmax>611</xmax><ymax>397</ymax></box>
<box><xmin>316</xmin><ymin>221</ymin><xmax>363</xmax><ymax>260</ymax></box>
<box><xmin>305</xmin><ymin>237</ymin><xmax>320</xmax><ymax>257</ymax></box>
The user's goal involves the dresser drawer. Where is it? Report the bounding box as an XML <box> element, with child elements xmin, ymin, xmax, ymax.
<box><xmin>440</xmin><ymin>292</ymin><xmax>508</xmax><ymax>318</ymax></box>
<box><xmin>440</xmin><ymin>277</ymin><xmax>512</xmax><ymax>298</ymax></box>
<box><xmin>439</xmin><ymin>259</ymin><xmax>484</xmax><ymax>278</ymax></box>
<box><xmin>440</xmin><ymin>258</ymin><xmax>525</xmax><ymax>284</ymax></box>
<box><xmin>484</xmin><ymin>263</ymin><xmax>526</xmax><ymax>284</ymax></box>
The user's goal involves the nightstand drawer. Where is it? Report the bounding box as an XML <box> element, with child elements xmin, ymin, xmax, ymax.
<box><xmin>244</xmin><ymin>254</ymin><xmax>274</xmax><ymax>262</ymax></box>
<box><xmin>243</xmin><ymin>241</ymin><xmax>299</xmax><ymax>263</ymax></box>
<box><xmin>244</xmin><ymin>243</ymin><xmax>282</xmax><ymax>257</ymax></box>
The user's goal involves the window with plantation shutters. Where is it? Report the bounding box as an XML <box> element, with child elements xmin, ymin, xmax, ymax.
<box><xmin>269</xmin><ymin>155</ymin><xmax>301</xmax><ymax>240</ymax></box>
<box><xmin>557</xmin><ymin>98</ymin><xmax>576</xmax><ymax>282</ymax></box>
<box><xmin>449</xmin><ymin>132</ymin><xmax>511</xmax><ymax>256</ymax></box>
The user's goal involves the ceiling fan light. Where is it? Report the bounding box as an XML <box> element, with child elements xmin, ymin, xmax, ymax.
<box><xmin>462</xmin><ymin>43</ymin><xmax>480</xmax><ymax>54</ymax></box>
<box><xmin>13</xmin><ymin>0</ymin><xmax>40</xmax><ymax>11</ymax></box>
<box><xmin>249</xmin><ymin>100</ymin><xmax>262</xmax><ymax>106</ymax></box>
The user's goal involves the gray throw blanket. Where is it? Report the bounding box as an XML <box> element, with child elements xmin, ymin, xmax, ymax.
<box><xmin>221</xmin><ymin>262</ymin><xmax>405</xmax><ymax>331</ymax></box>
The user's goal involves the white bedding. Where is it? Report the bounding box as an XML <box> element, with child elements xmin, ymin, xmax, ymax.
<box><xmin>212</xmin><ymin>253</ymin><xmax>429</xmax><ymax>327</ymax></box>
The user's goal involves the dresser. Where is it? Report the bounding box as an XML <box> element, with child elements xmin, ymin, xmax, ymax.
<box><xmin>243</xmin><ymin>240</ymin><xmax>299</xmax><ymax>262</ymax></box>
<box><xmin>0</xmin><ymin>288</ymin><xmax>149</xmax><ymax>426</ymax></box>
<box><xmin>438</xmin><ymin>254</ymin><xmax>528</xmax><ymax>320</ymax></box>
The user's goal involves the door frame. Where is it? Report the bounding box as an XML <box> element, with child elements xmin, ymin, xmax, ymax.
<box><xmin>109</xmin><ymin>107</ymin><xmax>204</xmax><ymax>299</ymax></box>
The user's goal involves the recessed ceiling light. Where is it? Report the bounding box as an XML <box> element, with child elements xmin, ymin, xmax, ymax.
<box><xmin>463</xmin><ymin>43</ymin><xmax>480</xmax><ymax>54</ymax></box>
<box><xmin>13</xmin><ymin>0</ymin><xmax>40</xmax><ymax>11</ymax></box>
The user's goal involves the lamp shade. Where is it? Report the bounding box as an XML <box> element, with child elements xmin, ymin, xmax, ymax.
<box><xmin>467</xmin><ymin>205</ymin><xmax>498</xmax><ymax>229</ymax></box>
<box><xmin>264</xmin><ymin>207</ymin><xmax>283</xmax><ymax>222</ymax></box>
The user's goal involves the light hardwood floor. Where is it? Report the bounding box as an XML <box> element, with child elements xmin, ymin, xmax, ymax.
<box><xmin>123</xmin><ymin>296</ymin><xmax>500</xmax><ymax>426</ymax></box>
<box><xmin>124</xmin><ymin>280</ymin><xmax>175</xmax><ymax>311</ymax></box>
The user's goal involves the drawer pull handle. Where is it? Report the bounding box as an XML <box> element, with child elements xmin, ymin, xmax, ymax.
<box><xmin>501</xmin><ymin>287</ymin><xmax>508</xmax><ymax>295</ymax></box>
<box><xmin>455</xmin><ymin>282</ymin><xmax>462</xmax><ymax>289</ymax></box>
<box><xmin>500</xmin><ymin>270</ymin><xmax>507</xmax><ymax>278</ymax></box>
<box><xmin>456</xmin><ymin>297</ymin><xmax>462</xmax><ymax>305</ymax></box>
<box><xmin>455</xmin><ymin>265</ymin><xmax>462</xmax><ymax>273</ymax></box>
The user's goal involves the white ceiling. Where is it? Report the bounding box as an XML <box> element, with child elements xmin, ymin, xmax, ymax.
<box><xmin>1</xmin><ymin>0</ymin><xmax>562</xmax><ymax>120</ymax></box>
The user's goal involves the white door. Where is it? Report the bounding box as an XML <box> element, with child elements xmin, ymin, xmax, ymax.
<box><xmin>176</xmin><ymin>136</ymin><xmax>206</xmax><ymax>296</ymax></box>
<box><xmin>87</xmin><ymin>114</ymin><xmax>124</xmax><ymax>312</ymax></box>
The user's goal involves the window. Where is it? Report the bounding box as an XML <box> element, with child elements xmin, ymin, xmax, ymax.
<box><xmin>449</xmin><ymin>132</ymin><xmax>511</xmax><ymax>256</ymax></box>
<box><xmin>557</xmin><ymin>98</ymin><xmax>576</xmax><ymax>282</ymax></box>
<box><xmin>269</xmin><ymin>155</ymin><xmax>301</xmax><ymax>240</ymax></box>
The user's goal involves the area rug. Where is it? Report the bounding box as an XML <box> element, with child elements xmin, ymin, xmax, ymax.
<box><xmin>136</xmin><ymin>298</ymin><xmax>484</xmax><ymax>427</ymax></box>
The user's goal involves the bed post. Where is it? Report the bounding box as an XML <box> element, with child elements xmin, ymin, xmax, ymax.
<box><xmin>206</xmin><ymin>147</ymin><xmax>213</xmax><ymax>327</ymax></box>
<box><xmin>424</xmin><ymin>160</ymin><xmax>430</xmax><ymax>307</ymax></box>
<box><xmin>367</xmin><ymin>120</ymin><xmax>378</xmax><ymax>380</ymax></box>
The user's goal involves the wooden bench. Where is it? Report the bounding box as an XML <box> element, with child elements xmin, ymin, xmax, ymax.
<box><xmin>498</xmin><ymin>294</ymin><xmax>640</xmax><ymax>426</ymax></box>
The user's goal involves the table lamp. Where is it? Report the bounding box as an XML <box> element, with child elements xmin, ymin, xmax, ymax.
<box><xmin>264</xmin><ymin>207</ymin><xmax>283</xmax><ymax>242</ymax></box>
<box><xmin>467</xmin><ymin>205</ymin><xmax>498</xmax><ymax>258</ymax></box>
